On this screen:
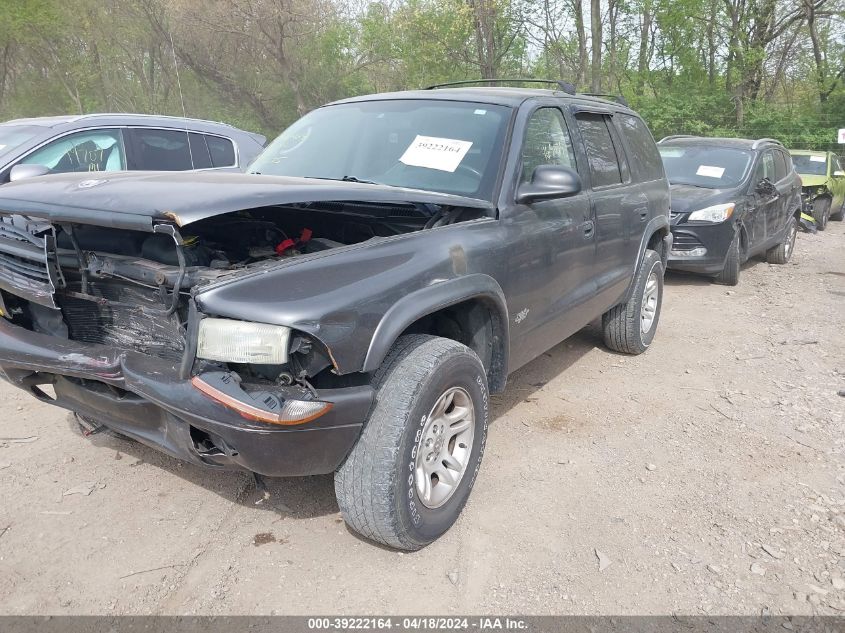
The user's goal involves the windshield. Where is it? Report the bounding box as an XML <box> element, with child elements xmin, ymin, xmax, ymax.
<box><xmin>0</xmin><ymin>125</ymin><xmax>43</xmax><ymax>160</ymax></box>
<box><xmin>790</xmin><ymin>153</ymin><xmax>828</xmax><ymax>176</ymax></box>
<box><xmin>250</xmin><ymin>100</ymin><xmax>512</xmax><ymax>201</ymax></box>
<box><xmin>659</xmin><ymin>145</ymin><xmax>752</xmax><ymax>188</ymax></box>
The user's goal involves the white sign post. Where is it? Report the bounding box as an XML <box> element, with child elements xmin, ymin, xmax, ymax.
<box><xmin>838</xmin><ymin>128</ymin><xmax>845</xmax><ymax>144</ymax></box>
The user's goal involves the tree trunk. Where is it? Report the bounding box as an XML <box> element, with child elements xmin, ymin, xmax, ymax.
<box><xmin>590</xmin><ymin>0</ymin><xmax>601</xmax><ymax>92</ymax></box>
<box><xmin>804</xmin><ymin>0</ymin><xmax>827</xmax><ymax>102</ymax></box>
<box><xmin>608</xmin><ymin>0</ymin><xmax>617</xmax><ymax>91</ymax></box>
<box><xmin>635</xmin><ymin>0</ymin><xmax>652</xmax><ymax>96</ymax></box>
<box><xmin>573</xmin><ymin>0</ymin><xmax>587</xmax><ymax>88</ymax></box>
<box><xmin>707</xmin><ymin>0</ymin><xmax>717</xmax><ymax>88</ymax></box>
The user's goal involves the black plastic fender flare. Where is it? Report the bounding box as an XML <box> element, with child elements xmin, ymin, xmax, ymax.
<box><xmin>361</xmin><ymin>274</ymin><xmax>509</xmax><ymax>391</ymax></box>
<box><xmin>621</xmin><ymin>214</ymin><xmax>671</xmax><ymax>303</ymax></box>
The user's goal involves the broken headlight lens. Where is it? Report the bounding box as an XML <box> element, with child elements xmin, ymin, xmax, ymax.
<box><xmin>688</xmin><ymin>202</ymin><xmax>735</xmax><ymax>223</ymax></box>
<box><xmin>197</xmin><ymin>318</ymin><xmax>291</xmax><ymax>365</ymax></box>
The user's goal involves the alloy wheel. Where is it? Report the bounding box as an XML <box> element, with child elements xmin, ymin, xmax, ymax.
<box><xmin>414</xmin><ymin>386</ymin><xmax>475</xmax><ymax>509</ymax></box>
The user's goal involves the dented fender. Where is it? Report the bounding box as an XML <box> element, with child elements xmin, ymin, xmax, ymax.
<box><xmin>193</xmin><ymin>218</ymin><xmax>506</xmax><ymax>376</ymax></box>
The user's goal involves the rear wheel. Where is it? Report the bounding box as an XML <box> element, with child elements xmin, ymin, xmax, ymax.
<box><xmin>813</xmin><ymin>197</ymin><xmax>831</xmax><ymax>231</ymax></box>
<box><xmin>831</xmin><ymin>200</ymin><xmax>845</xmax><ymax>221</ymax></box>
<box><xmin>714</xmin><ymin>232</ymin><xmax>741</xmax><ymax>286</ymax></box>
<box><xmin>602</xmin><ymin>249</ymin><xmax>663</xmax><ymax>355</ymax></box>
<box><xmin>766</xmin><ymin>216</ymin><xmax>798</xmax><ymax>264</ymax></box>
<box><xmin>335</xmin><ymin>335</ymin><xmax>489</xmax><ymax>550</ymax></box>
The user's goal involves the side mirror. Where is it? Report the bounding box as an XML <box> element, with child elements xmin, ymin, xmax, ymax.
<box><xmin>9</xmin><ymin>164</ymin><xmax>51</xmax><ymax>182</ymax></box>
<box><xmin>755</xmin><ymin>177</ymin><xmax>776</xmax><ymax>195</ymax></box>
<box><xmin>834</xmin><ymin>170</ymin><xmax>844</xmax><ymax>177</ymax></box>
<box><xmin>516</xmin><ymin>165</ymin><xmax>582</xmax><ymax>204</ymax></box>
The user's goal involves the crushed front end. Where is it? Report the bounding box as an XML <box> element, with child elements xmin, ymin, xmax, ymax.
<box><xmin>0</xmin><ymin>212</ymin><xmax>373</xmax><ymax>477</ymax></box>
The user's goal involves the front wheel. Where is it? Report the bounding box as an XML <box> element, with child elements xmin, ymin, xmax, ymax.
<box><xmin>813</xmin><ymin>197</ymin><xmax>831</xmax><ymax>231</ymax></box>
<box><xmin>335</xmin><ymin>335</ymin><xmax>489</xmax><ymax>550</ymax></box>
<box><xmin>602</xmin><ymin>248</ymin><xmax>663</xmax><ymax>355</ymax></box>
<box><xmin>714</xmin><ymin>232</ymin><xmax>741</xmax><ymax>286</ymax></box>
<box><xmin>766</xmin><ymin>216</ymin><xmax>798</xmax><ymax>264</ymax></box>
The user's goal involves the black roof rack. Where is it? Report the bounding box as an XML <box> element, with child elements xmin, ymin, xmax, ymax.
<box><xmin>580</xmin><ymin>92</ymin><xmax>629</xmax><ymax>106</ymax></box>
<box><xmin>425</xmin><ymin>78</ymin><xmax>577</xmax><ymax>95</ymax></box>
<box><xmin>751</xmin><ymin>137</ymin><xmax>783</xmax><ymax>150</ymax></box>
<box><xmin>658</xmin><ymin>135</ymin><xmax>700</xmax><ymax>144</ymax></box>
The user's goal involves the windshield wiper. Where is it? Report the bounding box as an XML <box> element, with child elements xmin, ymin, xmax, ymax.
<box><xmin>340</xmin><ymin>175</ymin><xmax>381</xmax><ymax>185</ymax></box>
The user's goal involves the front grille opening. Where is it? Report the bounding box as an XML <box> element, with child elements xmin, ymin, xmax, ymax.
<box><xmin>671</xmin><ymin>233</ymin><xmax>706</xmax><ymax>251</ymax></box>
<box><xmin>57</xmin><ymin>281</ymin><xmax>186</xmax><ymax>361</ymax></box>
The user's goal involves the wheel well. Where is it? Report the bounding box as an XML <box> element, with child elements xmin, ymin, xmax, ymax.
<box><xmin>399</xmin><ymin>298</ymin><xmax>507</xmax><ymax>392</ymax></box>
<box><xmin>647</xmin><ymin>226</ymin><xmax>669</xmax><ymax>264</ymax></box>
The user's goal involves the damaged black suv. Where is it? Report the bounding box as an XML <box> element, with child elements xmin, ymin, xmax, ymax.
<box><xmin>0</xmin><ymin>81</ymin><xmax>670</xmax><ymax>549</ymax></box>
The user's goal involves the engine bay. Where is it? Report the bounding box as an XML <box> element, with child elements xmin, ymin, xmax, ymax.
<box><xmin>53</xmin><ymin>200</ymin><xmax>482</xmax><ymax>286</ymax></box>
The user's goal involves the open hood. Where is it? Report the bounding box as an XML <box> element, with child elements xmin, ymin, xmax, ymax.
<box><xmin>0</xmin><ymin>171</ymin><xmax>494</xmax><ymax>231</ymax></box>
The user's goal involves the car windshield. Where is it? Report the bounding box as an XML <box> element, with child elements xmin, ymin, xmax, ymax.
<box><xmin>249</xmin><ymin>100</ymin><xmax>512</xmax><ymax>201</ymax></box>
<box><xmin>790</xmin><ymin>153</ymin><xmax>828</xmax><ymax>176</ymax></box>
<box><xmin>659</xmin><ymin>144</ymin><xmax>753</xmax><ymax>189</ymax></box>
<box><xmin>0</xmin><ymin>125</ymin><xmax>43</xmax><ymax>160</ymax></box>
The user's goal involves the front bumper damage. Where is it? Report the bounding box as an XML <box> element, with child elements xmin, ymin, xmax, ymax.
<box><xmin>0</xmin><ymin>317</ymin><xmax>373</xmax><ymax>477</ymax></box>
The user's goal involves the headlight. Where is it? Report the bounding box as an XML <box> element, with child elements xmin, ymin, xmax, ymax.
<box><xmin>817</xmin><ymin>186</ymin><xmax>826</xmax><ymax>195</ymax></box>
<box><xmin>688</xmin><ymin>202</ymin><xmax>735</xmax><ymax>223</ymax></box>
<box><xmin>197</xmin><ymin>318</ymin><xmax>290</xmax><ymax>364</ymax></box>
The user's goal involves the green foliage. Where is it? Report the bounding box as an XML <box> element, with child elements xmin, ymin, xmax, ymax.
<box><xmin>0</xmin><ymin>0</ymin><xmax>842</xmax><ymax>151</ymax></box>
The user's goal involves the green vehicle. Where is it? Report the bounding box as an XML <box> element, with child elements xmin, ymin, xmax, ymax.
<box><xmin>789</xmin><ymin>149</ymin><xmax>845</xmax><ymax>230</ymax></box>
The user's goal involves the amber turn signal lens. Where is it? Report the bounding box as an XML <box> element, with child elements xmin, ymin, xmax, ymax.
<box><xmin>191</xmin><ymin>376</ymin><xmax>332</xmax><ymax>425</ymax></box>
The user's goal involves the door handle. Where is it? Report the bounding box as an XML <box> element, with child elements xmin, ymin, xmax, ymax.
<box><xmin>581</xmin><ymin>220</ymin><xmax>595</xmax><ymax>238</ymax></box>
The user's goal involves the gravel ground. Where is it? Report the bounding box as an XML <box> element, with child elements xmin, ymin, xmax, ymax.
<box><xmin>0</xmin><ymin>221</ymin><xmax>843</xmax><ymax>615</ymax></box>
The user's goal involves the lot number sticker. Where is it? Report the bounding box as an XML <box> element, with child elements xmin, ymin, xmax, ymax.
<box><xmin>400</xmin><ymin>135</ymin><xmax>473</xmax><ymax>172</ymax></box>
<box><xmin>696</xmin><ymin>165</ymin><xmax>725</xmax><ymax>178</ymax></box>
<box><xmin>810</xmin><ymin>155</ymin><xmax>827</xmax><ymax>162</ymax></box>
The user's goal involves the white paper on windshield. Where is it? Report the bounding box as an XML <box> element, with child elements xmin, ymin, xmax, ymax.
<box><xmin>399</xmin><ymin>135</ymin><xmax>473</xmax><ymax>172</ymax></box>
<box><xmin>0</xmin><ymin>145</ymin><xmax>6</xmax><ymax>150</ymax></box>
<box><xmin>696</xmin><ymin>165</ymin><xmax>725</xmax><ymax>178</ymax></box>
<box><xmin>810</xmin><ymin>155</ymin><xmax>826</xmax><ymax>162</ymax></box>
<box><xmin>659</xmin><ymin>148</ymin><xmax>684</xmax><ymax>158</ymax></box>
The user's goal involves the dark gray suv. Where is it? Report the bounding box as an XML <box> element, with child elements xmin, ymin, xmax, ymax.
<box><xmin>0</xmin><ymin>82</ymin><xmax>670</xmax><ymax>549</ymax></box>
<box><xmin>0</xmin><ymin>114</ymin><xmax>266</xmax><ymax>183</ymax></box>
<box><xmin>659</xmin><ymin>136</ymin><xmax>802</xmax><ymax>285</ymax></box>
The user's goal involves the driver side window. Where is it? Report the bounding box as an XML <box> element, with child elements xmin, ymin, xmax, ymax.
<box><xmin>754</xmin><ymin>150</ymin><xmax>776</xmax><ymax>183</ymax></box>
<box><xmin>520</xmin><ymin>108</ymin><xmax>576</xmax><ymax>183</ymax></box>
<box><xmin>20</xmin><ymin>129</ymin><xmax>125</xmax><ymax>174</ymax></box>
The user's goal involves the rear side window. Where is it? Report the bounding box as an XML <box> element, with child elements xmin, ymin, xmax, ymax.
<box><xmin>206</xmin><ymin>135</ymin><xmax>236</xmax><ymax>167</ymax></box>
<box><xmin>520</xmin><ymin>108</ymin><xmax>577</xmax><ymax>183</ymax></box>
<box><xmin>127</xmin><ymin>128</ymin><xmax>213</xmax><ymax>171</ymax></box>
<box><xmin>618</xmin><ymin>115</ymin><xmax>664</xmax><ymax>181</ymax></box>
<box><xmin>575</xmin><ymin>113</ymin><xmax>622</xmax><ymax>188</ymax></box>
<box><xmin>189</xmin><ymin>134</ymin><xmax>213</xmax><ymax>169</ymax></box>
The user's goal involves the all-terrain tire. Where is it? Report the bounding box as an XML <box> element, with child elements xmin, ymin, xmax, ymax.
<box><xmin>602</xmin><ymin>248</ymin><xmax>663</xmax><ymax>355</ymax></box>
<box><xmin>335</xmin><ymin>334</ymin><xmax>489</xmax><ymax>550</ymax></box>
<box><xmin>766</xmin><ymin>216</ymin><xmax>798</xmax><ymax>264</ymax></box>
<box><xmin>714</xmin><ymin>232</ymin><xmax>741</xmax><ymax>286</ymax></box>
<box><xmin>813</xmin><ymin>197</ymin><xmax>831</xmax><ymax>231</ymax></box>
